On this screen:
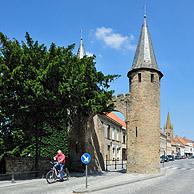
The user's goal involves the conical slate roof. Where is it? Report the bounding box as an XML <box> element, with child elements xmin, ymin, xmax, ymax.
<box><xmin>131</xmin><ymin>15</ymin><xmax>158</xmax><ymax>70</ymax></box>
<box><xmin>77</xmin><ymin>36</ymin><xmax>86</xmax><ymax>59</ymax></box>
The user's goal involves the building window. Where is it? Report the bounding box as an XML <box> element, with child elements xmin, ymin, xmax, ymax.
<box><xmin>107</xmin><ymin>125</ymin><xmax>110</xmax><ymax>139</ymax></box>
<box><xmin>115</xmin><ymin>129</ymin><xmax>117</xmax><ymax>140</ymax></box>
<box><xmin>138</xmin><ymin>73</ymin><xmax>141</xmax><ymax>82</ymax></box>
<box><xmin>123</xmin><ymin>135</ymin><xmax>126</xmax><ymax>144</ymax></box>
<box><xmin>151</xmin><ymin>74</ymin><xmax>154</xmax><ymax>82</ymax></box>
<box><xmin>116</xmin><ymin>129</ymin><xmax>119</xmax><ymax>141</ymax></box>
<box><xmin>107</xmin><ymin>145</ymin><xmax>111</xmax><ymax>160</ymax></box>
<box><xmin>136</xmin><ymin>127</ymin><xmax>138</xmax><ymax>138</ymax></box>
<box><xmin>112</xmin><ymin>128</ymin><xmax>114</xmax><ymax>140</ymax></box>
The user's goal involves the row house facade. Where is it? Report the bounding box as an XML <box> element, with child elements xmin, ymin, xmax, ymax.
<box><xmin>93</xmin><ymin>110</ymin><xmax>193</xmax><ymax>171</ymax></box>
<box><xmin>94</xmin><ymin>110</ymin><xmax>194</xmax><ymax>166</ymax></box>
<box><xmin>171</xmin><ymin>139</ymin><xmax>185</xmax><ymax>156</ymax></box>
<box><xmin>160</xmin><ymin>112</ymin><xmax>174</xmax><ymax>156</ymax></box>
<box><xmin>172</xmin><ymin>137</ymin><xmax>194</xmax><ymax>157</ymax></box>
<box><xmin>93</xmin><ymin>112</ymin><xmax>127</xmax><ymax>163</ymax></box>
<box><xmin>160</xmin><ymin>131</ymin><xmax>167</xmax><ymax>156</ymax></box>
<box><xmin>160</xmin><ymin>112</ymin><xmax>194</xmax><ymax>157</ymax></box>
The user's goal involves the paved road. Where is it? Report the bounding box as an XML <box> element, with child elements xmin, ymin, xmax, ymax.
<box><xmin>1</xmin><ymin>159</ymin><xmax>194</xmax><ymax>194</ymax></box>
<box><xmin>92</xmin><ymin>159</ymin><xmax>194</xmax><ymax>194</ymax></box>
<box><xmin>0</xmin><ymin>171</ymin><xmax>126</xmax><ymax>194</ymax></box>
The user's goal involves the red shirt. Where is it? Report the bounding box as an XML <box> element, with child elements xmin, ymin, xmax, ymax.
<box><xmin>55</xmin><ymin>153</ymin><xmax>65</xmax><ymax>164</ymax></box>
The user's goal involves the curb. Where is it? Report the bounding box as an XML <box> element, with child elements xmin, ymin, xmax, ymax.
<box><xmin>0</xmin><ymin>178</ymin><xmax>44</xmax><ymax>188</ymax></box>
<box><xmin>73</xmin><ymin>171</ymin><xmax>166</xmax><ymax>193</ymax></box>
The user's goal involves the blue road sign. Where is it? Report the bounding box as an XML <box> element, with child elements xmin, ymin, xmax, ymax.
<box><xmin>81</xmin><ymin>153</ymin><xmax>91</xmax><ymax>165</ymax></box>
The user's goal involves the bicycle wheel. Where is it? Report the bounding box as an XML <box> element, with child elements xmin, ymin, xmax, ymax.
<box><xmin>64</xmin><ymin>168</ymin><xmax>69</xmax><ymax>180</ymax></box>
<box><xmin>46</xmin><ymin>170</ymin><xmax>57</xmax><ymax>184</ymax></box>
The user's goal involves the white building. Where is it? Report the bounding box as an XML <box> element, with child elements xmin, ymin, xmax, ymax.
<box><xmin>173</xmin><ymin>137</ymin><xmax>193</xmax><ymax>157</ymax></box>
<box><xmin>93</xmin><ymin>112</ymin><xmax>127</xmax><ymax>163</ymax></box>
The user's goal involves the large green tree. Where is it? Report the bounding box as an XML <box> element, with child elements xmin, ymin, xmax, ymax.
<box><xmin>0</xmin><ymin>32</ymin><xmax>119</xmax><ymax>168</ymax></box>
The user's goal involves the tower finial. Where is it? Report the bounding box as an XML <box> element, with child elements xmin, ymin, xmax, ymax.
<box><xmin>77</xmin><ymin>30</ymin><xmax>86</xmax><ymax>59</ymax></box>
<box><xmin>80</xmin><ymin>29</ymin><xmax>83</xmax><ymax>40</ymax></box>
<box><xmin>144</xmin><ymin>0</ymin><xmax>147</xmax><ymax>25</ymax></box>
<box><xmin>128</xmin><ymin>1</ymin><xmax>163</xmax><ymax>79</ymax></box>
<box><xmin>144</xmin><ymin>1</ymin><xmax>147</xmax><ymax>17</ymax></box>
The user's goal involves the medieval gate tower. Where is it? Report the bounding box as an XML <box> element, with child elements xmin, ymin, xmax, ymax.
<box><xmin>126</xmin><ymin>14</ymin><xmax>163</xmax><ymax>173</ymax></box>
<box><xmin>73</xmin><ymin>14</ymin><xmax>163</xmax><ymax>174</ymax></box>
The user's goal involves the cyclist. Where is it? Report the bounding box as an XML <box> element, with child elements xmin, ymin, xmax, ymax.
<box><xmin>53</xmin><ymin>150</ymin><xmax>65</xmax><ymax>181</ymax></box>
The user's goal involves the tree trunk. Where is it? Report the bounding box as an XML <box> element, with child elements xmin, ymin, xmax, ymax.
<box><xmin>35</xmin><ymin>128</ymin><xmax>39</xmax><ymax>177</ymax></box>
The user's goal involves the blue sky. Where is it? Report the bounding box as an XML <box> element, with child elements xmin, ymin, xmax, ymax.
<box><xmin>1</xmin><ymin>0</ymin><xmax>194</xmax><ymax>139</ymax></box>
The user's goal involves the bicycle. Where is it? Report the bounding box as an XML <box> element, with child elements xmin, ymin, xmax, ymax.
<box><xmin>46</xmin><ymin>161</ymin><xmax>69</xmax><ymax>184</ymax></box>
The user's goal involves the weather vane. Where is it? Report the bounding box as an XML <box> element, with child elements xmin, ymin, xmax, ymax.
<box><xmin>144</xmin><ymin>0</ymin><xmax>147</xmax><ymax>17</ymax></box>
<box><xmin>80</xmin><ymin>29</ymin><xmax>83</xmax><ymax>39</ymax></box>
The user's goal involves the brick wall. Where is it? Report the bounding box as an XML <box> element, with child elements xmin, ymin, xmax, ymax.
<box><xmin>5</xmin><ymin>157</ymin><xmax>50</xmax><ymax>174</ymax></box>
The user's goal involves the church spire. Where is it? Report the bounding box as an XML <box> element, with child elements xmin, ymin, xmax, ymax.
<box><xmin>77</xmin><ymin>30</ymin><xmax>86</xmax><ymax>59</ymax></box>
<box><xmin>165</xmin><ymin>112</ymin><xmax>173</xmax><ymax>129</ymax></box>
<box><xmin>131</xmin><ymin>15</ymin><xmax>159</xmax><ymax>71</ymax></box>
<box><xmin>165</xmin><ymin>112</ymin><xmax>174</xmax><ymax>140</ymax></box>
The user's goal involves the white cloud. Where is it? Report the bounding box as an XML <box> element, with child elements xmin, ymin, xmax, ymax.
<box><xmin>85</xmin><ymin>51</ymin><xmax>103</xmax><ymax>59</ymax></box>
<box><xmin>98</xmin><ymin>54</ymin><xmax>103</xmax><ymax>58</ymax></box>
<box><xmin>86</xmin><ymin>51</ymin><xmax>94</xmax><ymax>57</ymax></box>
<box><xmin>95</xmin><ymin>27</ymin><xmax>135</xmax><ymax>50</ymax></box>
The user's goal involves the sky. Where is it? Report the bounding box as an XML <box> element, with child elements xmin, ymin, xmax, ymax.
<box><xmin>0</xmin><ymin>0</ymin><xmax>194</xmax><ymax>139</ymax></box>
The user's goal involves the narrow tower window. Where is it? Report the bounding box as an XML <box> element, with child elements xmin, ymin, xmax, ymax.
<box><xmin>129</xmin><ymin>78</ymin><xmax>131</xmax><ymax>92</ymax></box>
<box><xmin>151</xmin><ymin>74</ymin><xmax>154</xmax><ymax>82</ymax></box>
<box><xmin>135</xmin><ymin>127</ymin><xmax>138</xmax><ymax>137</ymax></box>
<box><xmin>138</xmin><ymin>73</ymin><xmax>141</xmax><ymax>82</ymax></box>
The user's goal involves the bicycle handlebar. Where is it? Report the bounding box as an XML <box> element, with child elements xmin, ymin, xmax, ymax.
<box><xmin>50</xmin><ymin>161</ymin><xmax>58</xmax><ymax>165</ymax></box>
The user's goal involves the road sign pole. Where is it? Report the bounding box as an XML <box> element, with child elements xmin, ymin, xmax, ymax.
<box><xmin>81</xmin><ymin>153</ymin><xmax>91</xmax><ymax>189</ymax></box>
<box><xmin>86</xmin><ymin>164</ymin><xmax>88</xmax><ymax>189</ymax></box>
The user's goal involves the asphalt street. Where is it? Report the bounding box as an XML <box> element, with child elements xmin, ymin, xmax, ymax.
<box><xmin>0</xmin><ymin>159</ymin><xmax>194</xmax><ymax>194</ymax></box>
<box><xmin>92</xmin><ymin>159</ymin><xmax>194</xmax><ymax>194</ymax></box>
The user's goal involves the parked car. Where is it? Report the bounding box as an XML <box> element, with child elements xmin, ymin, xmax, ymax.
<box><xmin>167</xmin><ymin>155</ymin><xmax>175</xmax><ymax>161</ymax></box>
<box><xmin>165</xmin><ymin>155</ymin><xmax>169</xmax><ymax>162</ymax></box>
<box><xmin>181</xmin><ymin>155</ymin><xmax>187</xmax><ymax>159</ymax></box>
<box><xmin>160</xmin><ymin>155</ymin><xmax>169</xmax><ymax>163</ymax></box>
<box><xmin>160</xmin><ymin>155</ymin><xmax>165</xmax><ymax>163</ymax></box>
<box><xmin>175</xmin><ymin>155</ymin><xmax>181</xmax><ymax>160</ymax></box>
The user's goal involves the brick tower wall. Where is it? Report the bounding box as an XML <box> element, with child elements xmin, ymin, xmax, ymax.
<box><xmin>127</xmin><ymin>69</ymin><xmax>161</xmax><ymax>174</ymax></box>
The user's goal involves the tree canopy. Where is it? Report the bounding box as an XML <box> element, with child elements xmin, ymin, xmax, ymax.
<box><xmin>0</xmin><ymin>32</ymin><xmax>119</xmax><ymax>161</ymax></box>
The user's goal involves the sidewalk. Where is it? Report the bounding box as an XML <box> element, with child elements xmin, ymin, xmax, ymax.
<box><xmin>0</xmin><ymin>169</ymin><xmax>167</xmax><ymax>194</ymax></box>
<box><xmin>0</xmin><ymin>178</ymin><xmax>44</xmax><ymax>188</ymax></box>
<box><xmin>72</xmin><ymin>168</ymin><xmax>167</xmax><ymax>193</ymax></box>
